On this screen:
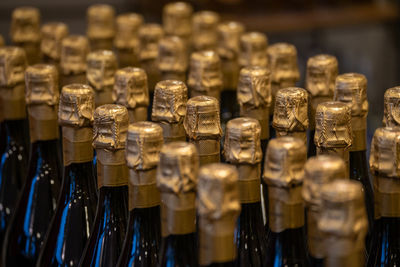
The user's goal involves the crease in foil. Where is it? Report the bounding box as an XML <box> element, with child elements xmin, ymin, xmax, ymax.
<box><xmin>114</xmin><ymin>13</ymin><xmax>143</xmax><ymax>48</ymax></box>
<box><xmin>238</xmin><ymin>32</ymin><xmax>268</xmax><ymax>68</ymax></box>
<box><xmin>217</xmin><ymin>21</ymin><xmax>245</xmax><ymax>61</ymax></box>
<box><xmin>162</xmin><ymin>2</ymin><xmax>193</xmax><ymax>37</ymax></box>
<box><xmin>383</xmin><ymin>87</ymin><xmax>400</xmax><ymax>126</ymax></box>
<box><xmin>306</xmin><ymin>54</ymin><xmax>338</xmax><ymax>97</ymax></box>
<box><xmin>41</xmin><ymin>22</ymin><xmax>69</xmax><ymax>60</ymax></box>
<box><xmin>87</xmin><ymin>51</ymin><xmax>117</xmax><ymax>91</ymax></box>
<box><xmin>11</xmin><ymin>7</ymin><xmax>40</xmax><ymax>43</ymax></box>
<box><xmin>25</xmin><ymin>64</ymin><xmax>59</xmax><ymax>106</ymax></box>
<box><xmin>192</xmin><ymin>11</ymin><xmax>219</xmax><ymax>51</ymax></box>
<box><xmin>0</xmin><ymin>47</ymin><xmax>27</xmax><ymax>87</ymax></box>
<box><xmin>60</xmin><ymin>35</ymin><xmax>89</xmax><ymax>75</ymax></box>
<box><xmin>188</xmin><ymin>51</ymin><xmax>223</xmax><ymax>93</ymax></box>
<box><xmin>158</xmin><ymin>36</ymin><xmax>188</xmax><ymax>73</ymax></box>
<box><xmin>152</xmin><ymin>81</ymin><xmax>187</xmax><ymax>123</ymax></box>
<box><xmin>238</xmin><ymin>67</ymin><xmax>271</xmax><ymax>109</ymax></box>
<box><xmin>267</xmin><ymin>43</ymin><xmax>300</xmax><ymax>83</ymax></box>
<box><xmin>138</xmin><ymin>24</ymin><xmax>164</xmax><ymax>61</ymax></box>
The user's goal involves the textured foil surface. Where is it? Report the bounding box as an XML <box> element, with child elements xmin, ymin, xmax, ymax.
<box><xmin>238</xmin><ymin>32</ymin><xmax>268</xmax><ymax>69</ymax></box>
<box><xmin>93</xmin><ymin>104</ymin><xmax>129</xmax><ymax>150</ymax></box>
<box><xmin>41</xmin><ymin>22</ymin><xmax>69</xmax><ymax>61</ymax></box>
<box><xmin>192</xmin><ymin>11</ymin><xmax>220</xmax><ymax>51</ymax></box>
<box><xmin>158</xmin><ymin>36</ymin><xmax>188</xmax><ymax>74</ymax></box>
<box><xmin>11</xmin><ymin>7</ymin><xmax>41</xmax><ymax>43</ymax></box>
<box><xmin>86</xmin><ymin>4</ymin><xmax>115</xmax><ymax>39</ymax></box>
<box><xmin>238</xmin><ymin>66</ymin><xmax>271</xmax><ymax>109</ymax></box>
<box><xmin>383</xmin><ymin>87</ymin><xmax>400</xmax><ymax>127</ymax></box>
<box><xmin>138</xmin><ymin>23</ymin><xmax>164</xmax><ymax>62</ymax></box>
<box><xmin>306</xmin><ymin>54</ymin><xmax>338</xmax><ymax>98</ymax></box>
<box><xmin>114</xmin><ymin>13</ymin><xmax>143</xmax><ymax>49</ymax></box>
<box><xmin>267</xmin><ymin>42</ymin><xmax>300</xmax><ymax>84</ymax></box>
<box><xmin>0</xmin><ymin>46</ymin><xmax>27</xmax><ymax>87</ymax></box>
<box><xmin>25</xmin><ymin>64</ymin><xmax>59</xmax><ymax>106</ymax></box>
<box><xmin>60</xmin><ymin>35</ymin><xmax>89</xmax><ymax>75</ymax></box>
<box><xmin>87</xmin><ymin>50</ymin><xmax>117</xmax><ymax>91</ymax></box>
<box><xmin>162</xmin><ymin>2</ymin><xmax>193</xmax><ymax>38</ymax></box>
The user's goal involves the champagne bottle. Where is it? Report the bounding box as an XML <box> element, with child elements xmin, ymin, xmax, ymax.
<box><xmin>157</xmin><ymin>142</ymin><xmax>199</xmax><ymax>267</ymax></box>
<box><xmin>184</xmin><ymin>96</ymin><xmax>222</xmax><ymax>166</ymax></box>
<box><xmin>238</xmin><ymin>32</ymin><xmax>268</xmax><ymax>69</ymax></box>
<box><xmin>198</xmin><ymin>163</ymin><xmax>241</xmax><ymax>267</ymax></box>
<box><xmin>162</xmin><ymin>2</ymin><xmax>193</xmax><ymax>46</ymax></box>
<box><xmin>319</xmin><ymin>180</ymin><xmax>368</xmax><ymax>267</ymax></box>
<box><xmin>302</xmin><ymin>155</ymin><xmax>347</xmax><ymax>267</ymax></box>
<box><xmin>383</xmin><ymin>87</ymin><xmax>400</xmax><ymax>127</ymax></box>
<box><xmin>0</xmin><ymin>35</ymin><xmax>4</xmax><ymax>47</ymax></box>
<box><xmin>188</xmin><ymin>50</ymin><xmax>223</xmax><ymax>100</ymax></box>
<box><xmin>113</xmin><ymin>67</ymin><xmax>149</xmax><ymax>123</ymax></box>
<box><xmin>117</xmin><ymin>121</ymin><xmax>163</xmax><ymax>267</ymax></box>
<box><xmin>217</xmin><ymin>21</ymin><xmax>245</xmax><ymax>126</ymax></box>
<box><xmin>10</xmin><ymin>7</ymin><xmax>41</xmax><ymax>64</ymax></box>
<box><xmin>305</xmin><ymin>55</ymin><xmax>338</xmax><ymax>157</ymax></box>
<box><xmin>79</xmin><ymin>104</ymin><xmax>129</xmax><ymax>266</ymax></box>
<box><xmin>333</xmin><ymin>73</ymin><xmax>374</xmax><ymax>231</ymax></box>
<box><xmin>86</xmin><ymin>4</ymin><xmax>115</xmax><ymax>51</ymax></box>
<box><xmin>36</xmin><ymin>84</ymin><xmax>97</xmax><ymax>267</ymax></box>
<box><xmin>158</xmin><ymin>36</ymin><xmax>188</xmax><ymax>82</ymax></box>
<box><xmin>224</xmin><ymin>118</ymin><xmax>268</xmax><ymax>266</ymax></box>
<box><xmin>0</xmin><ymin>46</ymin><xmax>29</xmax><ymax>247</ymax></box>
<box><xmin>367</xmin><ymin>127</ymin><xmax>400</xmax><ymax>266</ymax></box>
<box><xmin>151</xmin><ymin>80</ymin><xmax>187</xmax><ymax>143</ymax></box>
<box><xmin>263</xmin><ymin>136</ymin><xmax>310</xmax><ymax>266</ymax></box>
<box><xmin>192</xmin><ymin>11</ymin><xmax>220</xmax><ymax>52</ymax></box>
<box><xmin>87</xmin><ymin>50</ymin><xmax>117</xmax><ymax>107</ymax></box>
<box><xmin>115</xmin><ymin>13</ymin><xmax>144</xmax><ymax>68</ymax></box>
<box><xmin>273</xmin><ymin>87</ymin><xmax>309</xmax><ymax>144</ymax></box>
<box><xmin>2</xmin><ymin>64</ymin><xmax>62</xmax><ymax>266</ymax></box>
<box><xmin>40</xmin><ymin>22</ymin><xmax>69</xmax><ymax>66</ymax></box>
<box><xmin>60</xmin><ymin>35</ymin><xmax>89</xmax><ymax>87</ymax></box>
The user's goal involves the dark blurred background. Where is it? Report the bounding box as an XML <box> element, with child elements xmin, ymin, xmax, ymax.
<box><xmin>0</xmin><ymin>0</ymin><xmax>399</xmax><ymax>144</ymax></box>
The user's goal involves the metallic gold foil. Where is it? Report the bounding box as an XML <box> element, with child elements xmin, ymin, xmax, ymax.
<box><xmin>86</xmin><ymin>4</ymin><xmax>115</xmax><ymax>50</ymax></box>
<box><xmin>238</xmin><ymin>32</ymin><xmax>268</xmax><ymax>69</ymax></box>
<box><xmin>162</xmin><ymin>2</ymin><xmax>193</xmax><ymax>39</ymax></box>
<box><xmin>198</xmin><ymin>163</ymin><xmax>240</xmax><ymax>266</ymax></box>
<box><xmin>158</xmin><ymin>36</ymin><xmax>188</xmax><ymax>82</ymax></box>
<box><xmin>192</xmin><ymin>11</ymin><xmax>220</xmax><ymax>51</ymax></box>
<box><xmin>60</xmin><ymin>35</ymin><xmax>89</xmax><ymax>76</ymax></box>
<box><xmin>41</xmin><ymin>22</ymin><xmax>69</xmax><ymax>62</ymax></box>
<box><xmin>383</xmin><ymin>87</ymin><xmax>400</xmax><ymax>127</ymax></box>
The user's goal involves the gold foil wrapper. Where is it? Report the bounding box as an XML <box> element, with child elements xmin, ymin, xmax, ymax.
<box><xmin>238</xmin><ymin>32</ymin><xmax>268</xmax><ymax>69</ymax></box>
<box><xmin>306</xmin><ymin>54</ymin><xmax>338</xmax><ymax>98</ymax></box>
<box><xmin>384</xmin><ymin>87</ymin><xmax>400</xmax><ymax>127</ymax></box>
<box><xmin>129</xmin><ymin>168</ymin><xmax>160</xmax><ymax>210</ymax></box>
<box><xmin>0</xmin><ymin>35</ymin><xmax>4</xmax><ymax>47</ymax></box>
<box><xmin>192</xmin><ymin>11</ymin><xmax>220</xmax><ymax>51</ymax></box>
<box><xmin>11</xmin><ymin>7</ymin><xmax>41</xmax><ymax>43</ymax></box>
<box><xmin>158</xmin><ymin>36</ymin><xmax>188</xmax><ymax>80</ymax></box>
<box><xmin>41</xmin><ymin>22</ymin><xmax>69</xmax><ymax>61</ymax></box>
<box><xmin>163</xmin><ymin>2</ymin><xmax>193</xmax><ymax>39</ymax></box>
<box><xmin>62</xmin><ymin>127</ymin><xmax>93</xmax><ymax>166</ymax></box>
<box><xmin>138</xmin><ymin>23</ymin><xmax>164</xmax><ymax>62</ymax></box>
<box><xmin>267</xmin><ymin>43</ymin><xmax>300</xmax><ymax>84</ymax></box>
<box><xmin>198</xmin><ymin>163</ymin><xmax>240</xmax><ymax>265</ymax></box>
<box><xmin>188</xmin><ymin>50</ymin><xmax>223</xmax><ymax>99</ymax></box>
<box><xmin>97</xmin><ymin>149</ymin><xmax>128</xmax><ymax>188</ymax></box>
<box><xmin>60</xmin><ymin>35</ymin><xmax>89</xmax><ymax>75</ymax></box>
<box><xmin>86</xmin><ymin>4</ymin><xmax>115</xmax><ymax>50</ymax></box>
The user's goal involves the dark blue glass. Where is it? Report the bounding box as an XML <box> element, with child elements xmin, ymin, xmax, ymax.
<box><xmin>36</xmin><ymin>161</ymin><xmax>97</xmax><ymax>266</ymax></box>
<box><xmin>158</xmin><ymin>233</ymin><xmax>198</xmax><ymax>267</ymax></box>
<box><xmin>2</xmin><ymin>139</ymin><xmax>62</xmax><ymax>266</ymax></box>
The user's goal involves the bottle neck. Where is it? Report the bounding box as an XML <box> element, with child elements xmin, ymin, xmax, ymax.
<box><xmin>128</xmin><ymin>168</ymin><xmax>160</xmax><ymax>211</ymax></box>
<box><xmin>96</xmin><ymin>148</ymin><xmax>128</xmax><ymax>190</ymax></box>
<box><xmin>30</xmin><ymin>139</ymin><xmax>61</xmax><ymax>163</ymax></box>
<box><xmin>63</xmin><ymin>161</ymin><xmax>96</xmax><ymax>193</ymax></box>
<box><xmin>307</xmin><ymin>208</ymin><xmax>324</xmax><ymax>259</ymax></box>
<box><xmin>4</xmin><ymin>119</ymin><xmax>27</xmax><ymax>145</ymax></box>
<box><xmin>374</xmin><ymin>174</ymin><xmax>400</xmax><ymax>220</ymax></box>
<box><xmin>28</xmin><ymin>105</ymin><xmax>59</xmax><ymax>143</ymax></box>
<box><xmin>317</xmin><ymin>146</ymin><xmax>350</xmax><ymax>179</ymax></box>
<box><xmin>97</xmin><ymin>186</ymin><xmax>129</xmax><ymax>218</ymax></box>
<box><xmin>325</xmin><ymin>251</ymin><xmax>364</xmax><ymax>267</ymax></box>
<box><xmin>234</xmin><ymin>163</ymin><xmax>261</xmax><ymax>204</ymax></box>
<box><xmin>1</xmin><ymin>83</ymin><xmax>26</xmax><ymax>121</ymax></box>
<box><xmin>350</xmin><ymin>116</ymin><xmax>366</xmax><ymax>152</ymax></box>
<box><xmin>62</xmin><ymin>126</ymin><xmax>93</xmax><ymax>166</ymax></box>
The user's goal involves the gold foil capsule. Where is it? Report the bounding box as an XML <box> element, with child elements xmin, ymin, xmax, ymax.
<box><xmin>198</xmin><ymin>163</ymin><xmax>241</xmax><ymax>266</ymax></box>
<box><xmin>192</xmin><ymin>11</ymin><xmax>220</xmax><ymax>51</ymax></box>
<box><xmin>237</xmin><ymin>66</ymin><xmax>271</xmax><ymax>140</ymax></box>
<box><xmin>188</xmin><ymin>50</ymin><xmax>223</xmax><ymax>100</ymax></box>
<box><xmin>151</xmin><ymin>80</ymin><xmax>188</xmax><ymax>143</ymax></box>
<box><xmin>86</xmin><ymin>4</ymin><xmax>115</xmax><ymax>50</ymax></box>
<box><xmin>41</xmin><ymin>22</ymin><xmax>69</xmax><ymax>62</ymax></box>
<box><xmin>113</xmin><ymin>67</ymin><xmax>149</xmax><ymax>123</ymax></box>
<box><xmin>273</xmin><ymin>87</ymin><xmax>309</xmax><ymax>143</ymax></box>
<box><xmin>239</xmin><ymin>32</ymin><xmax>268</xmax><ymax>69</ymax></box>
<box><xmin>60</xmin><ymin>35</ymin><xmax>89</xmax><ymax>78</ymax></box>
<box><xmin>162</xmin><ymin>2</ymin><xmax>193</xmax><ymax>39</ymax></box>
<box><xmin>319</xmin><ymin>180</ymin><xmax>367</xmax><ymax>267</ymax></box>
<box><xmin>158</xmin><ymin>36</ymin><xmax>188</xmax><ymax>82</ymax></box>
<box><xmin>383</xmin><ymin>87</ymin><xmax>400</xmax><ymax>127</ymax></box>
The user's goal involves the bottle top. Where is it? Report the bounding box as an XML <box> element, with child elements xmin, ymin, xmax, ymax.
<box><xmin>192</xmin><ymin>11</ymin><xmax>220</xmax><ymax>51</ymax></box>
<box><xmin>224</xmin><ymin>117</ymin><xmax>262</xmax><ymax>164</ymax></box>
<box><xmin>0</xmin><ymin>46</ymin><xmax>27</xmax><ymax>87</ymax></box>
<box><xmin>157</xmin><ymin>141</ymin><xmax>199</xmax><ymax>194</ymax></box>
<box><xmin>60</xmin><ymin>35</ymin><xmax>89</xmax><ymax>75</ymax></box>
<box><xmin>188</xmin><ymin>50</ymin><xmax>223</xmax><ymax>93</ymax></box>
<box><xmin>370</xmin><ymin>126</ymin><xmax>400</xmax><ymax>177</ymax></box>
<box><xmin>58</xmin><ymin>84</ymin><xmax>95</xmax><ymax>127</ymax></box>
<box><xmin>197</xmin><ymin>163</ymin><xmax>241</xmax><ymax>220</ymax></box>
<box><xmin>113</xmin><ymin>67</ymin><xmax>149</xmax><ymax>109</ymax></box>
<box><xmin>41</xmin><ymin>22</ymin><xmax>69</xmax><ymax>61</ymax></box>
<box><xmin>11</xmin><ymin>6</ymin><xmax>40</xmax><ymax>43</ymax></box>
<box><xmin>162</xmin><ymin>2</ymin><xmax>193</xmax><ymax>38</ymax></box>
<box><xmin>126</xmin><ymin>121</ymin><xmax>164</xmax><ymax>170</ymax></box>
<box><xmin>151</xmin><ymin>80</ymin><xmax>188</xmax><ymax>123</ymax></box>
<box><xmin>184</xmin><ymin>95</ymin><xmax>222</xmax><ymax>139</ymax></box>
<box><xmin>267</xmin><ymin>42</ymin><xmax>300</xmax><ymax>83</ymax></box>
<box><xmin>306</xmin><ymin>54</ymin><xmax>338</xmax><ymax>97</ymax></box>
<box><xmin>86</xmin><ymin>50</ymin><xmax>117</xmax><ymax>91</ymax></box>
<box><xmin>263</xmin><ymin>136</ymin><xmax>307</xmax><ymax>187</ymax></box>
<box><xmin>239</xmin><ymin>31</ymin><xmax>268</xmax><ymax>68</ymax></box>
<box><xmin>138</xmin><ymin>23</ymin><xmax>164</xmax><ymax>61</ymax></box>
<box><xmin>158</xmin><ymin>36</ymin><xmax>188</xmax><ymax>73</ymax></box>
<box><xmin>93</xmin><ymin>104</ymin><xmax>129</xmax><ymax>150</ymax></box>
<box><xmin>273</xmin><ymin>87</ymin><xmax>309</xmax><ymax>132</ymax></box>
<box><xmin>302</xmin><ymin>155</ymin><xmax>347</xmax><ymax>208</ymax></box>
<box><xmin>86</xmin><ymin>4</ymin><xmax>115</xmax><ymax>39</ymax></box>
<box><xmin>25</xmin><ymin>64</ymin><xmax>59</xmax><ymax>106</ymax></box>
<box><xmin>384</xmin><ymin>87</ymin><xmax>400</xmax><ymax>127</ymax></box>
<box><xmin>237</xmin><ymin>66</ymin><xmax>271</xmax><ymax>109</ymax></box>
<box><xmin>115</xmin><ymin>13</ymin><xmax>143</xmax><ymax>48</ymax></box>
<box><xmin>334</xmin><ymin>73</ymin><xmax>368</xmax><ymax>118</ymax></box>
<box><xmin>315</xmin><ymin>101</ymin><xmax>352</xmax><ymax>148</ymax></box>
<box><xmin>217</xmin><ymin>21</ymin><xmax>245</xmax><ymax>60</ymax></box>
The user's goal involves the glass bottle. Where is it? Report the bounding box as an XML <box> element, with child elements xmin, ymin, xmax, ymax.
<box><xmin>197</xmin><ymin>163</ymin><xmax>241</xmax><ymax>267</ymax></box>
<box><xmin>184</xmin><ymin>96</ymin><xmax>222</xmax><ymax>166</ymax></box>
<box><xmin>157</xmin><ymin>142</ymin><xmax>199</xmax><ymax>267</ymax></box>
<box><xmin>86</xmin><ymin>4</ymin><xmax>115</xmax><ymax>51</ymax></box>
<box><xmin>117</xmin><ymin>121</ymin><xmax>163</xmax><ymax>267</ymax></box>
<box><xmin>263</xmin><ymin>137</ymin><xmax>310</xmax><ymax>266</ymax></box>
<box><xmin>192</xmin><ymin>11</ymin><xmax>220</xmax><ymax>52</ymax></box>
<box><xmin>162</xmin><ymin>2</ymin><xmax>193</xmax><ymax>46</ymax></box>
<box><xmin>238</xmin><ymin>31</ymin><xmax>268</xmax><ymax>69</ymax></box>
<box><xmin>224</xmin><ymin>118</ymin><xmax>268</xmax><ymax>266</ymax></box>
<box><xmin>40</xmin><ymin>22</ymin><xmax>69</xmax><ymax>67</ymax></box>
<box><xmin>158</xmin><ymin>36</ymin><xmax>188</xmax><ymax>82</ymax></box>
<box><xmin>383</xmin><ymin>86</ymin><xmax>400</xmax><ymax>127</ymax></box>
<box><xmin>2</xmin><ymin>64</ymin><xmax>62</xmax><ymax>266</ymax></box>
<box><xmin>79</xmin><ymin>104</ymin><xmax>129</xmax><ymax>266</ymax></box>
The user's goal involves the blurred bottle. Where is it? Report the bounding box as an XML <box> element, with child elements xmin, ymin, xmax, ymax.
<box><xmin>117</xmin><ymin>122</ymin><xmax>163</xmax><ymax>267</ymax></box>
<box><xmin>115</xmin><ymin>13</ymin><xmax>143</xmax><ymax>68</ymax></box>
<box><xmin>2</xmin><ymin>64</ymin><xmax>62</xmax><ymax>266</ymax></box>
<box><xmin>36</xmin><ymin>84</ymin><xmax>97</xmax><ymax>267</ymax></box>
<box><xmin>86</xmin><ymin>4</ymin><xmax>115</xmax><ymax>51</ymax></box>
<box><xmin>263</xmin><ymin>137</ymin><xmax>310</xmax><ymax>267</ymax></box>
<box><xmin>158</xmin><ymin>36</ymin><xmax>188</xmax><ymax>82</ymax></box>
<box><xmin>302</xmin><ymin>155</ymin><xmax>347</xmax><ymax>267</ymax></box>
<box><xmin>198</xmin><ymin>163</ymin><xmax>241</xmax><ymax>267</ymax></box>
<box><xmin>79</xmin><ymin>104</ymin><xmax>129</xmax><ymax>266</ymax></box>
<box><xmin>162</xmin><ymin>2</ymin><xmax>193</xmax><ymax>47</ymax></box>
<box><xmin>224</xmin><ymin>118</ymin><xmax>268</xmax><ymax>266</ymax></box>
<box><xmin>0</xmin><ymin>35</ymin><xmax>4</xmax><ymax>47</ymax></box>
<box><xmin>319</xmin><ymin>180</ymin><xmax>368</xmax><ymax>267</ymax></box>
<box><xmin>10</xmin><ymin>7</ymin><xmax>41</xmax><ymax>64</ymax></box>
<box><xmin>383</xmin><ymin>87</ymin><xmax>400</xmax><ymax>127</ymax></box>
<box><xmin>305</xmin><ymin>55</ymin><xmax>338</xmax><ymax>157</ymax></box>
<box><xmin>238</xmin><ymin>32</ymin><xmax>268</xmax><ymax>69</ymax></box>
<box><xmin>184</xmin><ymin>96</ymin><xmax>222</xmax><ymax>166</ymax></box>
<box><xmin>40</xmin><ymin>22</ymin><xmax>69</xmax><ymax>69</ymax></box>
<box><xmin>152</xmin><ymin>80</ymin><xmax>187</xmax><ymax>143</ymax></box>
<box><xmin>192</xmin><ymin>11</ymin><xmax>220</xmax><ymax>52</ymax></box>
<box><xmin>157</xmin><ymin>142</ymin><xmax>199</xmax><ymax>267</ymax></box>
